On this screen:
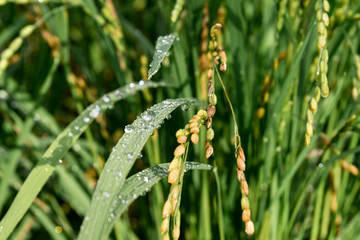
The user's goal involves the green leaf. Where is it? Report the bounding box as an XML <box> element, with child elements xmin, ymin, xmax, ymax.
<box><xmin>78</xmin><ymin>98</ymin><xmax>196</xmax><ymax>240</ymax></box>
<box><xmin>0</xmin><ymin>81</ymin><xmax>166</xmax><ymax>240</ymax></box>
<box><xmin>103</xmin><ymin>162</ymin><xmax>213</xmax><ymax>236</ymax></box>
<box><xmin>148</xmin><ymin>34</ymin><xmax>177</xmax><ymax>80</ymax></box>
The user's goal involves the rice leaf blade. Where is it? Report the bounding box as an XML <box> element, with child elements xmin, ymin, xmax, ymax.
<box><xmin>148</xmin><ymin>34</ymin><xmax>177</xmax><ymax>80</ymax></box>
<box><xmin>0</xmin><ymin>81</ymin><xmax>166</xmax><ymax>240</ymax></box>
<box><xmin>78</xmin><ymin>98</ymin><xmax>196</xmax><ymax>240</ymax></box>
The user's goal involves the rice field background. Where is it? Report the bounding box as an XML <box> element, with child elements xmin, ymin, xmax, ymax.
<box><xmin>0</xmin><ymin>0</ymin><xmax>360</xmax><ymax>239</ymax></box>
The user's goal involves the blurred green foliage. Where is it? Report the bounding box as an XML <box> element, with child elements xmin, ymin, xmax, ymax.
<box><xmin>0</xmin><ymin>0</ymin><xmax>360</xmax><ymax>239</ymax></box>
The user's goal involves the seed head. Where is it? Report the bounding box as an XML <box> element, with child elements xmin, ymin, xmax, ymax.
<box><xmin>189</xmin><ymin>122</ymin><xmax>198</xmax><ymax>129</ymax></box>
<box><xmin>171</xmin><ymin>199</ymin><xmax>177</xmax><ymax>215</ymax></box>
<box><xmin>172</xmin><ymin>226</ymin><xmax>180</xmax><ymax>240</ymax></box>
<box><xmin>162</xmin><ymin>200</ymin><xmax>172</xmax><ymax>218</ymax></box>
<box><xmin>317</xmin><ymin>22</ymin><xmax>326</xmax><ymax>35</ymax></box>
<box><xmin>206</xmin><ymin>128</ymin><xmax>214</xmax><ymax>140</ymax></box>
<box><xmin>205</xmin><ymin>145</ymin><xmax>214</xmax><ymax>158</ymax></box>
<box><xmin>209</xmin><ymin>93</ymin><xmax>217</xmax><ymax>105</ymax></box>
<box><xmin>220</xmin><ymin>62</ymin><xmax>227</xmax><ymax>71</ymax></box>
<box><xmin>241</xmin><ymin>180</ymin><xmax>249</xmax><ymax>196</ymax></box>
<box><xmin>1</xmin><ymin>49</ymin><xmax>13</xmax><ymax>60</ymax></box>
<box><xmin>310</xmin><ymin>98</ymin><xmax>318</xmax><ymax>112</ymax></box>
<box><xmin>0</xmin><ymin>59</ymin><xmax>8</xmax><ymax>71</ymax></box>
<box><xmin>161</xmin><ymin>218</ymin><xmax>169</xmax><ymax>234</ymax></box>
<box><xmin>238</xmin><ymin>146</ymin><xmax>246</xmax><ymax>162</ymax></box>
<box><xmin>305</xmin><ymin>134</ymin><xmax>311</xmax><ymax>146</ymax></box>
<box><xmin>206</xmin><ymin>118</ymin><xmax>212</xmax><ymax>129</ymax></box>
<box><xmin>340</xmin><ymin>159</ymin><xmax>349</xmax><ymax>169</ymax></box>
<box><xmin>169</xmin><ymin>157</ymin><xmax>180</xmax><ymax>171</ymax></box>
<box><xmin>242</xmin><ymin>209</ymin><xmax>251</xmax><ymax>222</ymax></box>
<box><xmin>322</xmin><ymin>13</ymin><xmax>329</xmax><ymax>26</ymax></box>
<box><xmin>190</xmin><ymin>115</ymin><xmax>200</xmax><ymax>123</ymax></box>
<box><xmin>307</xmin><ymin>110</ymin><xmax>314</xmax><ymax>123</ymax></box>
<box><xmin>197</xmin><ymin>109</ymin><xmax>208</xmax><ymax>119</ymax></box>
<box><xmin>174</xmin><ymin>144</ymin><xmax>185</xmax><ymax>156</ymax></box>
<box><xmin>176</xmin><ymin>129</ymin><xmax>185</xmax><ymax>138</ymax></box>
<box><xmin>170</xmin><ymin>185</ymin><xmax>180</xmax><ymax>201</ymax></box>
<box><xmin>316</xmin><ymin>10</ymin><xmax>322</xmax><ymax>21</ymax></box>
<box><xmin>191</xmin><ymin>134</ymin><xmax>199</xmax><ymax>144</ymax></box>
<box><xmin>177</xmin><ymin>135</ymin><xmax>187</xmax><ymax>144</ymax></box>
<box><xmin>349</xmin><ymin>164</ymin><xmax>359</xmax><ymax>176</ymax></box>
<box><xmin>314</xmin><ymin>87</ymin><xmax>321</xmax><ymax>102</ymax></box>
<box><xmin>9</xmin><ymin>37</ymin><xmax>23</xmax><ymax>52</ymax></box>
<box><xmin>20</xmin><ymin>25</ymin><xmax>35</xmax><ymax>38</ymax></box>
<box><xmin>208</xmin><ymin>105</ymin><xmax>216</xmax><ymax>117</ymax></box>
<box><xmin>168</xmin><ymin>169</ymin><xmax>180</xmax><ymax>184</ymax></box>
<box><xmin>306</xmin><ymin>122</ymin><xmax>313</xmax><ymax>137</ymax></box>
<box><xmin>264</xmin><ymin>92</ymin><xmax>269</xmax><ymax>103</ymax></box>
<box><xmin>321</xmin><ymin>82</ymin><xmax>329</xmax><ymax>97</ymax></box>
<box><xmin>237</xmin><ymin>168</ymin><xmax>245</xmax><ymax>182</ymax></box>
<box><xmin>190</xmin><ymin>126</ymin><xmax>200</xmax><ymax>134</ymax></box>
<box><xmin>237</xmin><ymin>157</ymin><xmax>246</xmax><ymax>171</ymax></box>
<box><xmin>207</xmin><ymin>69</ymin><xmax>213</xmax><ymax>79</ymax></box>
<box><xmin>323</xmin><ymin>0</ymin><xmax>330</xmax><ymax>12</ymax></box>
<box><xmin>245</xmin><ymin>220</ymin><xmax>255</xmax><ymax>235</ymax></box>
<box><xmin>210</xmin><ymin>23</ymin><xmax>222</xmax><ymax>38</ymax></box>
<box><xmin>241</xmin><ymin>196</ymin><xmax>250</xmax><ymax>210</ymax></box>
<box><xmin>257</xmin><ymin>108</ymin><xmax>265</xmax><ymax>119</ymax></box>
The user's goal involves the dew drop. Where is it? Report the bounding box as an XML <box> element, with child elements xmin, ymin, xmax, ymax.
<box><xmin>181</xmin><ymin>104</ymin><xmax>190</xmax><ymax>111</ymax></box>
<box><xmin>0</xmin><ymin>90</ymin><xmax>9</xmax><ymax>100</ymax></box>
<box><xmin>318</xmin><ymin>163</ymin><xmax>324</xmax><ymax>168</ymax></box>
<box><xmin>90</xmin><ymin>105</ymin><xmax>100</xmax><ymax>118</ymax></box>
<box><xmin>142</xmin><ymin>110</ymin><xmax>156</xmax><ymax>121</ymax></box>
<box><xmin>129</xmin><ymin>83</ymin><xmax>135</xmax><ymax>88</ymax></box>
<box><xmin>139</xmin><ymin>80</ymin><xmax>145</xmax><ymax>86</ymax></box>
<box><xmin>124</xmin><ymin>125</ymin><xmax>135</xmax><ymax>133</ymax></box>
<box><xmin>163</xmin><ymin>99</ymin><xmax>171</xmax><ymax>105</ymax></box>
<box><xmin>103</xmin><ymin>192</ymin><xmax>110</xmax><ymax>198</ymax></box>
<box><xmin>103</xmin><ymin>95</ymin><xmax>110</xmax><ymax>103</ymax></box>
<box><xmin>68</xmin><ymin>131</ymin><xmax>73</xmax><ymax>137</ymax></box>
<box><xmin>83</xmin><ymin>117</ymin><xmax>90</xmax><ymax>123</ymax></box>
<box><xmin>59</xmin><ymin>159</ymin><xmax>63</xmax><ymax>164</ymax></box>
<box><xmin>34</xmin><ymin>113</ymin><xmax>40</xmax><ymax>121</ymax></box>
<box><xmin>144</xmin><ymin>176</ymin><xmax>149</xmax><ymax>183</ymax></box>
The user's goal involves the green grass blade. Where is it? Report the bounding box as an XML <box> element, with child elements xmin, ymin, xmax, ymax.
<box><xmin>55</xmin><ymin>166</ymin><xmax>90</xmax><ymax>215</ymax></box>
<box><xmin>78</xmin><ymin>98</ymin><xmax>196</xmax><ymax>240</ymax></box>
<box><xmin>148</xmin><ymin>34</ymin><xmax>177</xmax><ymax>80</ymax></box>
<box><xmin>30</xmin><ymin>205</ymin><xmax>67</xmax><ymax>240</ymax></box>
<box><xmin>0</xmin><ymin>81</ymin><xmax>166</xmax><ymax>240</ymax></box>
<box><xmin>105</xmin><ymin>162</ymin><xmax>213</xmax><ymax>235</ymax></box>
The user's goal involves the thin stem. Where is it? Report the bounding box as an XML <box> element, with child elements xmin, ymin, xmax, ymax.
<box><xmin>213</xmin><ymin>166</ymin><xmax>225</xmax><ymax>240</ymax></box>
<box><xmin>214</xmin><ymin>64</ymin><xmax>241</xmax><ymax>149</ymax></box>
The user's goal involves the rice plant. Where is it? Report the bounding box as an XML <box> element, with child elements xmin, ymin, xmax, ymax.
<box><xmin>0</xmin><ymin>0</ymin><xmax>360</xmax><ymax>239</ymax></box>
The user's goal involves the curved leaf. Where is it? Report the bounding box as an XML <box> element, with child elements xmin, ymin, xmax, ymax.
<box><xmin>104</xmin><ymin>162</ymin><xmax>213</xmax><ymax>235</ymax></box>
<box><xmin>148</xmin><ymin>34</ymin><xmax>177</xmax><ymax>80</ymax></box>
<box><xmin>0</xmin><ymin>81</ymin><xmax>166</xmax><ymax>240</ymax></box>
<box><xmin>78</xmin><ymin>98</ymin><xmax>195</xmax><ymax>240</ymax></box>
